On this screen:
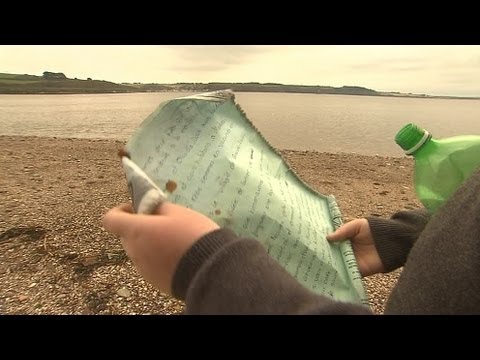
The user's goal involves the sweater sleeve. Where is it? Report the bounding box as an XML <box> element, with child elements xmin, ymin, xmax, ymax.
<box><xmin>172</xmin><ymin>228</ymin><xmax>372</xmax><ymax>315</ymax></box>
<box><xmin>384</xmin><ymin>168</ymin><xmax>480</xmax><ymax>314</ymax></box>
<box><xmin>367</xmin><ymin>209</ymin><xmax>430</xmax><ymax>272</ymax></box>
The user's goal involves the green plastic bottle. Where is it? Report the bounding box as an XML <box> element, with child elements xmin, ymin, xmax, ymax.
<box><xmin>395</xmin><ymin>123</ymin><xmax>480</xmax><ymax>213</ymax></box>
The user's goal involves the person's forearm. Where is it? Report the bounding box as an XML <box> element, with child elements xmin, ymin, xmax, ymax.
<box><xmin>172</xmin><ymin>228</ymin><xmax>372</xmax><ymax>315</ymax></box>
<box><xmin>367</xmin><ymin>209</ymin><xmax>430</xmax><ymax>272</ymax></box>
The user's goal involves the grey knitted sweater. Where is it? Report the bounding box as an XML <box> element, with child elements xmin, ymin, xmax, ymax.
<box><xmin>172</xmin><ymin>169</ymin><xmax>480</xmax><ymax>314</ymax></box>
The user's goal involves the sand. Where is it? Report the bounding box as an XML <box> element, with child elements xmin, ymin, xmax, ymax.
<box><xmin>0</xmin><ymin>135</ymin><xmax>421</xmax><ymax>314</ymax></box>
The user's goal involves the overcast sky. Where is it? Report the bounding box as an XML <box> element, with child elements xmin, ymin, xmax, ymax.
<box><xmin>2</xmin><ymin>45</ymin><xmax>480</xmax><ymax>96</ymax></box>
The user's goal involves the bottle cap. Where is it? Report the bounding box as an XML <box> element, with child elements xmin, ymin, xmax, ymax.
<box><xmin>395</xmin><ymin>123</ymin><xmax>431</xmax><ymax>155</ymax></box>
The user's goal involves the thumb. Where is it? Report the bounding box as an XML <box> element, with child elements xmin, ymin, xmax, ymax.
<box><xmin>326</xmin><ymin>219</ymin><xmax>362</xmax><ymax>242</ymax></box>
<box><xmin>103</xmin><ymin>203</ymin><xmax>136</xmax><ymax>237</ymax></box>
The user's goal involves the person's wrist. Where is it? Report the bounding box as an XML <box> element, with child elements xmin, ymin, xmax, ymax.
<box><xmin>171</xmin><ymin>228</ymin><xmax>237</xmax><ymax>299</ymax></box>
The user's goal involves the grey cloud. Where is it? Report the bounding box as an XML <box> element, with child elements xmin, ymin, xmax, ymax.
<box><xmin>350</xmin><ymin>63</ymin><xmax>382</xmax><ymax>71</ymax></box>
<box><xmin>169</xmin><ymin>64</ymin><xmax>228</xmax><ymax>72</ymax></box>
<box><xmin>393</xmin><ymin>65</ymin><xmax>427</xmax><ymax>72</ymax></box>
<box><xmin>441</xmin><ymin>70</ymin><xmax>480</xmax><ymax>84</ymax></box>
<box><xmin>163</xmin><ymin>45</ymin><xmax>277</xmax><ymax>73</ymax></box>
<box><xmin>350</xmin><ymin>56</ymin><xmax>433</xmax><ymax>72</ymax></box>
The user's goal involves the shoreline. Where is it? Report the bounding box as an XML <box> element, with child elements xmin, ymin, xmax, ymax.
<box><xmin>0</xmin><ymin>135</ymin><xmax>421</xmax><ymax>314</ymax></box>
<box><xmin>1</xmin><ymin>90</ymin><xmax>479</xmax><ymax>101</ymax></box>
<box><xmin>0</xmin><ymin>134</ymin><xmax>409</xmax><ymax>159</ymax></box>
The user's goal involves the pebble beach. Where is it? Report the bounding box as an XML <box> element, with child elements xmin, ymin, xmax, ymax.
<box><xmin>0</xmin><ymin>135</ymin><xmax>422</xmax><ymax>314</ymax></box>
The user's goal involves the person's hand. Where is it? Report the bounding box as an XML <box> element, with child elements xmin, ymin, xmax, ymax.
<box><xmin>326</xmin><ymin>219</ymin><xmax>385</xmax><ymax>277</ymax></box>
<box><xmin>103</xmin><ymin>202</ymin><xmax>220</xmax><ymax>294</ymax></box>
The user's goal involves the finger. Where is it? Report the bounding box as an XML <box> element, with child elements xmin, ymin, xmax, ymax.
<box><xmin>155</xmin><ymin>201</ymin><xmax>192</xmax><ymax>217</ymax></box>
<box><xmin>153</xmin><ymin>201</ymin><xmax>175</xmax><ymax>215</ymax></box>
<box><xmin>104</xmin><ymin>202</ymin><xmax>175</xmax><ymax>237</ymax></box>
<box><xmin>326</xmin><ymin>220</ymin><xmax>361</xmax><ymax>242</ymax></box>
<box><xmin>117</xmin><ymin>202</ymin><xmax>134</xmax><ymax>213</ymax></box>
<box><xmin>103</xmin><ymin>203</ymin><xmax>138</xmax><ymax>236</ymax></box>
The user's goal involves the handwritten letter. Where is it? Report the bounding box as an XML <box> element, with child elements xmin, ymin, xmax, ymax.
<box><xmin>126</xmin><ymin>91</ymin><xmax>368</xmax><ymax>305</ymax></box>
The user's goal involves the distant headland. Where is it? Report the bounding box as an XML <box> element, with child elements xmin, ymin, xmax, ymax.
<box><xmin>0</xmin><ymin>71</ymin><xmax>478</xmax><ymax>100</ymax></box>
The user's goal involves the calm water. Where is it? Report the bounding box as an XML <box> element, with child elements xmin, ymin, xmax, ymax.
<box><xmin>1</xmin><ymin>92</ymin><xmax>480</xmax><ymax>156</ymax></box>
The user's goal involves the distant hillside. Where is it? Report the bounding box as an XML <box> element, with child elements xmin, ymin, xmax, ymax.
<box><xmin>166</xmin><ymin>82</ymin><xmax>379</xmax><ymax>96</ymax></box>
<box><xmin>0</xmin><ymin>72</ymin><xmax>136</xmax><ymax>94</ymax></box>
<box><xmin>0</xmin><ymin>72</ymin><xmax>379</xmax><ymax>96</ymax></box>
<box><xmin>1</xmin><ymin>72</ymin><xmax>477</xmax><ymax>99</ymax></box>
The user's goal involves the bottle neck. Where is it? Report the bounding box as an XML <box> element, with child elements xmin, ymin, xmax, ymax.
<box><xmin>405</xmin><ymin>130</ymin><xmax>432</xmax><ymax>155</ymax></box>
